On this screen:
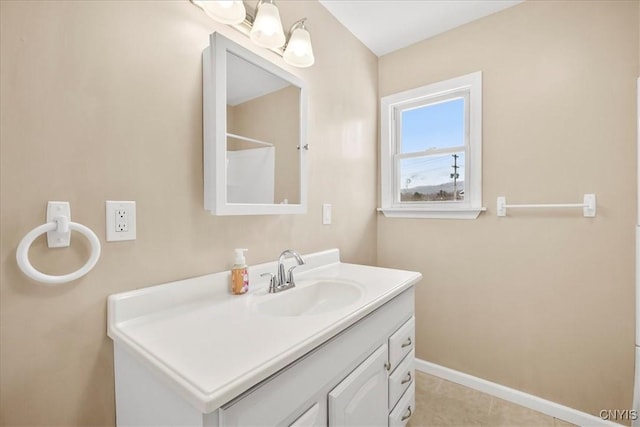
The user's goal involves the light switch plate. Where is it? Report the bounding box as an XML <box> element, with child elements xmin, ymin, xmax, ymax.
<box><xmin>106</xmin><ymin>201</ymin><xmax>136</xmax><ymax>241</ymax></box>
<box><xmin>322</xmin><ymin>203</ymin><xmax>332</xmax><ymax>225</ymax></box>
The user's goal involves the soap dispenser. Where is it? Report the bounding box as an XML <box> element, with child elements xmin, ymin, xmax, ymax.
<box><xmin>231</xmin><ymin>248</ymin><xmax>249</xmax><ymax>295</ymax></box>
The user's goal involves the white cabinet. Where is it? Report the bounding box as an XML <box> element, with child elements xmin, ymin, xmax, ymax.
<box><xmin>328</xmin><ymin>344</ymin><xmax>388</xmax><ymax>426</ymax></box>
<box><xmin>219</xmin><ymin>289</ymin><xmax>414</xmax><ymax>427</ymax></box>
<box><xmin>203</xmin><ymin>32</ymin><xmax>308</xmax><ymax>215</ymax></box>
<box><xmin>114</xmin><ymin>287</ymin><xmax>415</xmax><ymax>427</ymax></box>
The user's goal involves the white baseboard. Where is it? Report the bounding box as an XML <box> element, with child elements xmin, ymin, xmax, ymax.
<box><xmin>414</xmin><ymin>358</ymin><xmax>622</xmax><ymax>427</ymax></box>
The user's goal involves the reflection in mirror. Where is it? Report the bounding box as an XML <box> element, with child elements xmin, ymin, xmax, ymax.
<box><xmin>203</xmin><ymin>32</ymin><xmax>307</xmax><ymax>215</ymax></box>
<box><xmin>226</xmin><ymin>52</ymin><xmax>300</xmax><ymax>205</ymax></box>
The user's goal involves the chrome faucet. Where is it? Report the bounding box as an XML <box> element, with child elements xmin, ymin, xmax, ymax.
<box><xmin>262</xmin><ymin>249</ymin><xmax>306</xmax><ymax>293</ymax></box>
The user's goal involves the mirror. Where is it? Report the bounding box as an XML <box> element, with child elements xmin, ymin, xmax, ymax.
<box><xmin>203</xmin><ymin>33</ymin><xmax>307</xmax><ymax>215</ymax></box>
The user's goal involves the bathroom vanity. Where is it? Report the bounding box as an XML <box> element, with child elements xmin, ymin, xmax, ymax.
<box><xmin>108</xmin><ymin>249</ymin><xmax>421</xmax><ymax>426</ymax></box>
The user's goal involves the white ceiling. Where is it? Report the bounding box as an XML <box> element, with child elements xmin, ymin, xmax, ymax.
<box><xmin>318</xmin><ymin>0</ymin><xmax>524</xmax><ymax>56</ymax></box>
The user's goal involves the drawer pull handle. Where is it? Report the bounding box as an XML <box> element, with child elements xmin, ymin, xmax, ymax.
<box><xmin>401</xmin><ymin>337</ymin><xmax>412</xmax><ymax>348</ymax></box>
<box><xmin>384</xmin><ymin>362</ymin><xmax>391</xmax><ymax>371</ymax></box>
<box><xmin>401</xmin><ymin>405</ymin><xmax>412</xmax><ymax>422</ymax></box>
<box><xmin>401</xmin><ymin>372</ymin><xmax>412</xmax><ymax>385</ymax></box>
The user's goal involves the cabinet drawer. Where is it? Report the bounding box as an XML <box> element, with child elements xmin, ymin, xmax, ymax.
<box><xmin>388</xmin><ymin>350</ymin><xmax>414</xmax><ymax>410</ymax></box>
<box><xmin>388</xmin><ymin>382</ymin><xmax>415</xmax><ymax>427</ymax></box>
<box><xmin>388</xmin><ymin>317</ymin><xmax>414</xmax><ymax>371</ymax></box>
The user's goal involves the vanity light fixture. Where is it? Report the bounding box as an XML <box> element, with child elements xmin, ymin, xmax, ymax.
<box><xmin>190</xmin><ymin>0</ymin><xmax>315</xmax><ymax>68</ymax></box>
<box><xmin>249</xmin><ymin>0</ymin><xmax>286</xmax><ymax>49</ymax></box>
<box><xmin>192</xmin><ymin>0</ymin><xmax>246</xmax><ymax>25</ymax></box>
<box><xmin>283</xmin><ymin>19</ymin><xmax>314</xmax><ymax>68</ymax></box>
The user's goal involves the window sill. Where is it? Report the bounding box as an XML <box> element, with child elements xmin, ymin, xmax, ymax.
<box><xmin>377</xmin><ymin>206</ymin><xmax>486</xmax><ymax>219</ymax></box>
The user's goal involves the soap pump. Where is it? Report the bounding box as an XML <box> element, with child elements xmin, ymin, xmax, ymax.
<box><xmin>231</xmin><ymin>248</ymin><xmax>249</xmax><ymax>295</ymax></box>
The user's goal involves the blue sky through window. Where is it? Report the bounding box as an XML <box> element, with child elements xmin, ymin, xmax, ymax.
<box><xmin>399</xmin><ymin>98</ymin><xmax>465</xmax><ymax>196</ymax></box>
<box><xmin>401</xmin><ymin>97</ymin><xmax>464</xmax><ymax>153</ymax></box>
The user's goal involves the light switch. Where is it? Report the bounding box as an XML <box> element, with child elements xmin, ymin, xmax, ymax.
<box><xmin>322</xmin><ymin>204</ymin><xmax>332</xmax><ymax>225</ymax></box>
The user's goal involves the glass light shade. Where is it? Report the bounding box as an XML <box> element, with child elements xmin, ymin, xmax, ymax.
<box><xmin>195</xmin><ymin>1</ymin><xmax>246</xmax><ymax>25</ymax></box>
<box><xmin>249</xmin><ymin>2</ymin><xmax>285</xmax><ymax>49</ymax></box>
<box><xmin>283</xmin><ymin>27</ymin><xmax>314</xmax><ymax>68</ymax></box>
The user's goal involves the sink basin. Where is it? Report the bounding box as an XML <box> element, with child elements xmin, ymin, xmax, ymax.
<box><xmin>252</xmin><ymin>279</ymin><xmax>363</xmax><ymax>317</ymax></box>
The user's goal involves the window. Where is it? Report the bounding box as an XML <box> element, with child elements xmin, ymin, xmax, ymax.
<box><xmin>380</xmin><ymin>71</ymin><xmax>484</xmax><ymax>219</ymax></box>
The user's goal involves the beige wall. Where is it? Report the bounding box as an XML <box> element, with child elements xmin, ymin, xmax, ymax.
<box><xmin>0</xmin><ymin>1</ymin><xmax>378</xmax><ymax>425</ymax></box>
<box><xmin>377</xmin><ymin>0</ymin><xmax>638</xmax><ymax>417</ymax></box>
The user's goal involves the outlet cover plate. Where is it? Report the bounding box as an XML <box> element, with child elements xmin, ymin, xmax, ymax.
<box><xmin>106</xmin><ymin>201</ymin><xmax>136</xmax><ymax>242</ymax></box>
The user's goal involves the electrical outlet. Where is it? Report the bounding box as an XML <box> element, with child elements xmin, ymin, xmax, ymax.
<box><xmin>115</xmin><ymin>209</ymin><xmax>129</xmax><ymax>232</ymax></box>
<box><xmin>106</xmin><ymin>201</ymin><xmax>136</xmax><ymax>241</ymax></box>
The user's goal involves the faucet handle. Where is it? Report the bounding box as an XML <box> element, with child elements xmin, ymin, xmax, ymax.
<box><xmin>260</xmin><ymin>272</ymin><xmax>278</xmax><ymax>293</ymax></box>
<box><xmin>287</xmin><ymin>265</ymin><xmax>300</xmax><ymax>287</ymax></box>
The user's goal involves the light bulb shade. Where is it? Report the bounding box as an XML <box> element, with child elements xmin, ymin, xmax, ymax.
<box><xmin>195</xmin><ymin>1</ymin><xmax>246</xmax><ymax>25</ymax></box>
<box><xmin>283</xmin><ymin>27</ymin><xmax>314</xmax><ymax>68</ymax></box>
<box><xmin>249</xmin><ymin>2</ymin><xmax>285</xmax><ymax>49</ymax></box>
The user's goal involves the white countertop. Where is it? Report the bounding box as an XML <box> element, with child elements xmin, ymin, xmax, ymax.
<box><xmin>107</xmin><ymin>249</ymin><xmax>422</xmax><ymax>413</ymax></box>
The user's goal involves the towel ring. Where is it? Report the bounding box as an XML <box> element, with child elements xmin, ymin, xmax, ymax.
<box><xmin>16</xmin><ymin>220</ymin><xmax>101</xmax><ymax>285</ymax></box>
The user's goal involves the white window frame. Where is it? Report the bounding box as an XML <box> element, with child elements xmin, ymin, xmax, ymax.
<box><xmin>379</xmin><ymin>71</ymin><xmax>484</xmax><ymax>219</ymax></box>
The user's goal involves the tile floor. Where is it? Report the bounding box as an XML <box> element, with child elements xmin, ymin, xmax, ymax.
<box><xmin>408</xmin><ymin>371</ymin><xmax>577</xmax><ymax>427</ymax></box>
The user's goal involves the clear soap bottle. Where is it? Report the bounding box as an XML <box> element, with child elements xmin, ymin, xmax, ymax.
<box><xmin>231</xmin><ymin>248</ymin><xmax>249</xmax><ymax>295</ymax></box>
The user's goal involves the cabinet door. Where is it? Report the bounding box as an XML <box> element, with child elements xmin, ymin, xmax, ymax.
<box><xmin>289</xmin><ymin>402</ymin><xmax>322</xmax><ymax>427</ymax></box>
<box><xmin>328</xmin><ymin>344</ymin><xmax>388</xmax><ymax>427</ymax></box>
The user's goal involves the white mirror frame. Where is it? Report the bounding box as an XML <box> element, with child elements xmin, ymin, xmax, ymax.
<box><xmin>203</xmin><ymin>32</ymin><xmax>308</xmax><ymax>215</ymax></box>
